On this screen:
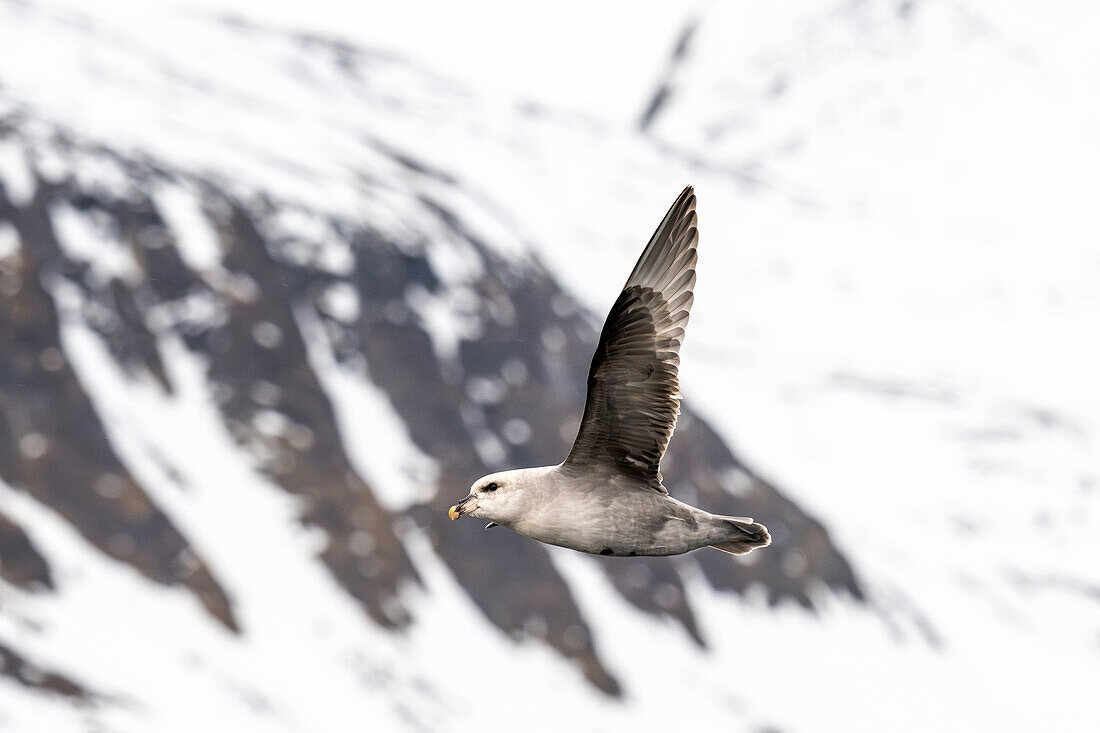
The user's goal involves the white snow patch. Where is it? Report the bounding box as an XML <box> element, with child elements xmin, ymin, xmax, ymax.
<box><xmin>0</xmin><ymin>220</ymin><xmax>20</xmax><ymax>259</ymax></box>
<box><xmin>404</xmin><ymin>282</ymin><xmax>482</xmax><ymax>362</ymax></box>
<box><xmin>265</xmin><ymin>208</ymin><xmax>354</xmax><ymax>275</ymax></box>
<box><xmin>68</xmin><ymin>149</ymin><xmax>133</xmax><ymax>198</ymax></box>
<box><xmin>0</xmin><ymin>139</ymin><xmax>36</xmax><ymax>206</ymax></box>
<box><xmin>317</xmin><ymin>281</ymin><xmax>359</xmax><ymax>324</ymax></box>
<box><xmin>152</xmin><ymin>184</ymin><xmax>224</xmax><ymax>273</ymax></box>
<box><xmin>50</xmin><ymin>202</ymin><xmax>141</xmax><ymax>285</ymax></box>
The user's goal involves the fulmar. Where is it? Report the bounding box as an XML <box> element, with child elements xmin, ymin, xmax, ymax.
<box><xmin>449</xmin><ymin>186</ymin><xmax>771</xmax><ymax>557</ymax></box>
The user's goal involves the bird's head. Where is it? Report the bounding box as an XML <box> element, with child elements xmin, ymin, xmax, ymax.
<box><xmin>448</xmin><ymin>468</ymin><xmax>546</xmax><ymax>527</ymax></box>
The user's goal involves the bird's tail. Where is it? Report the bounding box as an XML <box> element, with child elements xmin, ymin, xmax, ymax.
<box><xmin>709</xmin><ymin>516</ymin><xmax>771</xmax><ymax>556</ymax></box>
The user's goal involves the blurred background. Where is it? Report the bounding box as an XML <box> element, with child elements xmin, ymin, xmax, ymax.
<box><xmin>1</xmin><ymin>0</ymin><xmax>1098</xmax><ymax>730</ymax></box>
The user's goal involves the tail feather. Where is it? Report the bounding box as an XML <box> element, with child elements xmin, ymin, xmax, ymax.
<box><xmin>709</xmin><ymin>516</ymin><xmax>771</xmax><ymax>556</ymax></box>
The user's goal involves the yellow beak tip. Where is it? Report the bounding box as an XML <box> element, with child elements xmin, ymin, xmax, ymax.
<box><xmin>448</xmin><ymin>506</ymin><xmax>460</xmax><ymax>520</ymax></box>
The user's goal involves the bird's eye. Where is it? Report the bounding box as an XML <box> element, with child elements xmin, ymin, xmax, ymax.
<box><xmin>484</xmin><ymin>482</ymin><xmax>498</xmax><ymax>492</ymax></box>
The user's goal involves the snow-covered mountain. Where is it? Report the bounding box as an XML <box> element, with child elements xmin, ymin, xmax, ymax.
<box><xmin>1</xmin><ymin>1</ymin><xmax>1097</xmax><ymax>731</ymax></box>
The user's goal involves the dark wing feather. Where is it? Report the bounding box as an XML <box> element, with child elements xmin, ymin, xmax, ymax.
<box><xmin>563</xmin><ymin>186</ymin><xmax>699</xmax><ymax>492</ymax></box>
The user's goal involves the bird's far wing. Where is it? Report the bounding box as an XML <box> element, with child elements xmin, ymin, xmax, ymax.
<box><xmin>562</xmin><ymin>186</ymin><xmax>699</xmax><ymax>493</ymax></box>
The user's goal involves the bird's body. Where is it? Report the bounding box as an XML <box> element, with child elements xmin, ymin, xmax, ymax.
<box><xmin>449</xmin><ymin>187</ymin><xmax>771</xmax><ymax>558</ymax></box>
<box><xmin>463</xmin><ymin>465</ymin><xmax>767</xmax><ymax>556</ymax></box>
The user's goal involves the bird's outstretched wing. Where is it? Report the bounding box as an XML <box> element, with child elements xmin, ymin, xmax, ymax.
<box><xmin>562</xmin><ymin>186</ymin><xmax>698</xmax><ymax>493</ymax></box>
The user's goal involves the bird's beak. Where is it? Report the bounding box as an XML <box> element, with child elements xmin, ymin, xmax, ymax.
<box><xmin>448</xmin><ymin>494</ymin><xmax>478</xmax><ymax>520</ymax></box>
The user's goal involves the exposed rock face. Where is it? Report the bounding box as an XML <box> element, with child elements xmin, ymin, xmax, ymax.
<box><xmin>0</xmin><ymin>643</ymin><xmax>88</xmax><ymax>700</ymax></box>
<box><xmin>0</xmin><ymin>510</ymin><xmax>52</xmax><ymax>590</ymax></box>
<box><xmin>0</xmin><ymin>124</ymin><xmax>860</xmax><ymax>698</ymax></box>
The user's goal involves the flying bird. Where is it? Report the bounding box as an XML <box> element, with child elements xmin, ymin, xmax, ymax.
<box><xmin>449</xmin><ymin>187</ymin><xmax>770</xmax><ymax>557</ymax></box>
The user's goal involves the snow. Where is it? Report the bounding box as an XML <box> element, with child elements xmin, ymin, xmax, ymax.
<box><xmin>50</xmin><ymin>202</ymin><xmax>141</xmax><ymax>285</ymax></box>
<box><xmin>404</xmin><ymin>282</ymin><xmax>483</xmax><ymax>363</ymax></box>
<box><xmin>152</xmin><ymin>184</ymin><xmax>225</xmax><ymax>274</ymax></box>
<box><xmin>2</xmin><ymin>0</ymin><xmax>1100</xmax><ymax>730</ymax></box>
<box><xmin>0</xmin><ymin>220</ymin><xmax>20</xmax><ymax>259</ymax></box>
<box><xmin>0</xmin><ymin>140</ymin><xmax>36</xmax><ymax>207</ymax></box>
<box><xmin>316</xmin><ymin>281</ymin><xmax>359</xmax><ymax>324</ymax></box>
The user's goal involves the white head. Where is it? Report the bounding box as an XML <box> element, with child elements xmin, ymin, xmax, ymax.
<box><xmin>447</xmin><ymin>467</ymin><xmax>551</xmax><ymax>527</ymax></box>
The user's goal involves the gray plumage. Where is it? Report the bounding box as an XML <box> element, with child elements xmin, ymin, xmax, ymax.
<box><xmin>449</xmin><ymin>186</ymin><xmax>771</xmax><ymax>557</ymax></box>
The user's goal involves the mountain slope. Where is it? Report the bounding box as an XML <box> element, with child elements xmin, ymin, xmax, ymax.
<box><xmin>0</xmin><ymin>1</ymin><xmax>864</xmax><ymax>725</ymax></box>
<box><xmin>1</xmin><ymin>1</ymin><xmax>1098</xmax><ymax>731</ymax></box>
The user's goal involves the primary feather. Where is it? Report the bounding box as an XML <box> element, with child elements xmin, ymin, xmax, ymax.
<box><xmin>563</xmin><ymin>186</ymin><xmax>698</xmax><ymax>492</ymax></box>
